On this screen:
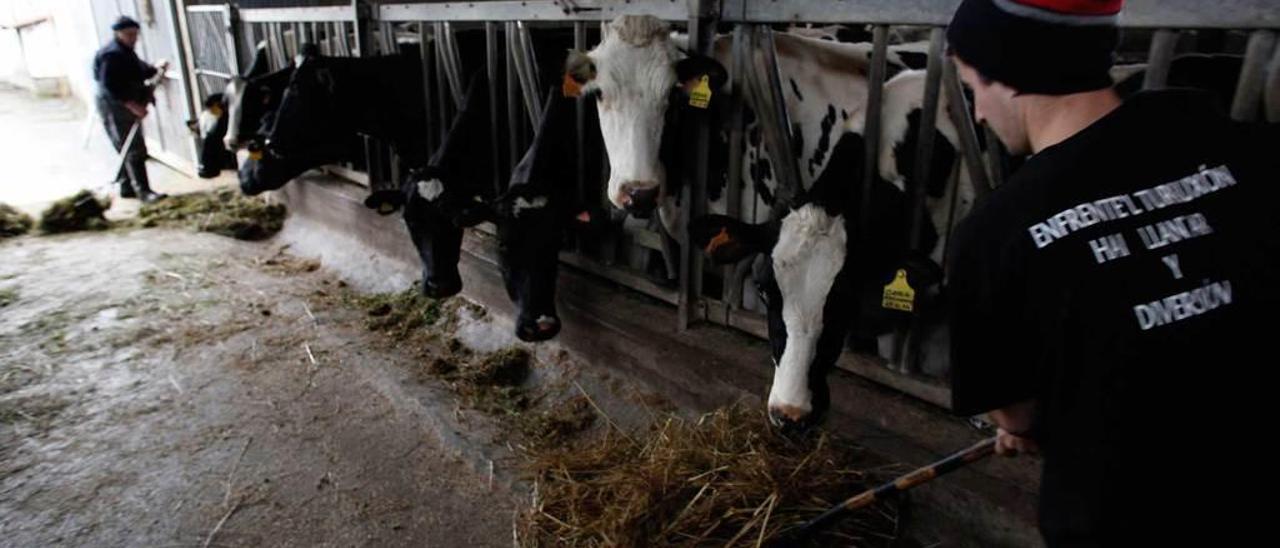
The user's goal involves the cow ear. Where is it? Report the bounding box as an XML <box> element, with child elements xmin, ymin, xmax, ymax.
<box><xmin>690</xmin><ymin>214</ymin><xmax>774</xmax><ymax>265</ymax></box>
<box><xmin>675</xmin><ymin>54</ymin><xmax>727</xmax><ymax>95</ymax></box>
<box><xmin>563</xmin><ymin>50</ymin><xmax>596</xmax><ymax>98</ymax></box>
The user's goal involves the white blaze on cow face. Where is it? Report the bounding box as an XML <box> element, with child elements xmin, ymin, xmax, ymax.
<box><xmin>197</xmin><ymin>108</ymin><xmax>220</xmax><ymax>136</ymax></box>
<box><xmin>222</xmin><ymin>77</ymin><xmax>246</xmax><ymax>150</ymax></box>
<box><xmin>416</xmin><ymin>179</ymin><xmax>444</xmax><ymax>201</ymax></box>
<box><xmin>578</xmin><ymin>16</ymin><xmax>679</xmax><ymax>211</ymax></box>
<box><xmin>767</xmin><ymin>204</ymin><xmax>847</xmax><ymax>421</ymax></box>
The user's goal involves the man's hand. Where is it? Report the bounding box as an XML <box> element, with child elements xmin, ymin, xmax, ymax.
<box><xmin>995</xmin><ymin>428</ymin><xmax>1039</xmax><ymax>457</ymax></box>
<box><xmin>988</xmin><ymin>400</ymin><xmax>1039</xmax><ymax>457</ymax></box>
<box><xmin>124</xmin><ymin>101</ymin><xmax>149</xmax><ymax>119</ymax></box>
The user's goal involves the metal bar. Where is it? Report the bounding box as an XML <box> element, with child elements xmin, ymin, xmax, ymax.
<box><xmin>1142</xmin><ymin>30</ymin><xmax>1179</xmax><ymax>90</ymax></box>
<box><xmin>723</xmin><ymin>25</ymin><xmax>748</xmax><ymax>316</ymax></box>
<box><xmin>519</xmin><ymin>22</ymin><xmax>543</xmax><ymax>99</ymax></box>
<box><xmin>433</xmin><ymin>24</ymin><xmax>452</xmax><ymax>143</ymax></box>
<box><xmin>486</xmin><ymin>22</ymin><xmax>503</xmax><ymax>193</ymax></box>
<box><xmin>505</xmin><ymin>23</ymin><xmax>523</xmax><ymax>172</ymax></box>
<box><xmin>908</xmin><ymin>28</ymin><xmax>946</xmax><ymax>247</ymax></box>
<box><xmin>510</xmin><ymin>22</ymin><xmax>542</xmax><ymax>127</ymax></box>
<box><xmin>194</xmin><ymin>68</ymin><xmax>235</xmax><ymax>80</ymax></box>
<box><xmin>239</xmin><ymin>6</ymin><xmax>355</xmax><ymax>24</ymax></box>
<box><xmin>269</xmin><ymin>23</ymin><xmax>287</xmax><ymax>69</ymax></box>
<box><xmin>723</xmin><ymin>0</ymin><xmax>1280</xmax><ymax>28</ymax></box>
<box><xmin>225</xmin><ymin>6</ymin><xmax>243</xmax><ymax>78</ymax></box>
<box><xmin>860</xmin><ymin>26</ymin><xmax>889</xmax><ymax>239</ymax></box>
<box><xmin>378</xmin><ymin>1</ymin><xmax>687</xmax><ymax>23</ymax></box>
<box><xmin>380</xmin><ymin>21</ymin><xmax>396</xmax><ymax>55</ymax></box>
<box><xmin>419</xmin><ymin>23</ymin><xmax>436</xmax><ymax>157</ymax></box>
<box><xmin>680</xmin><ymin>2</ymin><xmax>716</xmax><ymax>331</ymax></box>
<box><xmin>1267</xmin><ymin>41</ymin><xmax>1280</xmax><ymax>123</ymax></box>
<box><xmin>942</xmin><ymin>57</ymin><xmax>993</xmax><ymax>205</ymax></box>
<box><xmin>745</xmin><ymin>25</ymin><xmax>800</xmax><ymax>213</ymax></box>
<box><xmin>574</xmin><ymin>22</ymin><xmax>587</xmax><ymax>210</ymax></box>
<box><xmin>442</xmin><ymin>22</ymin><xmax>466</xmax><ymax>108</ymax></box>
<box><xmin>308</xmin><ymin>22</ymin><xmax>318</xmax><ymax>52</ymax></box>
<box><xmin>290</xmin><ymin>22</ymin><xmax>302</xmax><ymax>58</ymax></box>
<box><xmin>895</xmin><ymin>27</ymin><xmax>946</xmax><ymax>370</ymax></box>
<box><xmin>1231</xmin><ymin>30</ymin><xmax>1277</xmax><ymax>122</ymax></box>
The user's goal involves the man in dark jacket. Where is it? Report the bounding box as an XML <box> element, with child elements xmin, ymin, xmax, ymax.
<box><xmin>93</xmin><ymin>16</ymin><xmax>168</xmax><ymax>202</ymax></box>
<box><xmin>946</xmin><ymin>0</ymin><xmax>1278</xmax><ymax>545</ymax></box>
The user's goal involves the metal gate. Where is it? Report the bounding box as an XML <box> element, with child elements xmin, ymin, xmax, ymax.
<box><xmin>188</xmin><ymin>0</ymin><xmax>1280</xmax><ymax>410</ymax></box>
<box><xmin>90</xmin><ymin>0</ymin><xmax>198</xmax><ymax>174</ymax></box>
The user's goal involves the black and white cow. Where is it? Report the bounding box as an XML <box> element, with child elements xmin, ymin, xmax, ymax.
<box><xmin>191</xmin><ymin>42</ymin><xmax>298</xmax><ymax>181</ymax></box>
<box><xmin>399</xmin><ymin>73</ymin><xmax>497</xmax><ymax>299</ymax></box>
<box><xmin>568</xmin><ymin>16</ymin><xmax>977</xmax><ymax>428</ymax></box>
<box><xmin>691</xmin><ymin>130</ymin><xmax>935</xmax><ymax>430</ymax></box>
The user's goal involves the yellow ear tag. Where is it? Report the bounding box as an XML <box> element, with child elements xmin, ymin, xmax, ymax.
<box><xmin>249</xmin><ymin>149</ymin><xmax>264</xmax><ymax>161</ymax></box>
<box><xmin>209</xmin><ymin>103</ymin><xmax>224</xmax><ymax>117</ymax></box>
<box><xmin>378</xmin><ymin>202</ymin><xmax>395</xmax><ymax>214</ymax></box>
<box><xmin>688</xmin><ymin>75</ymin><xmax>711</xmax><ymax>109</ymax></box>
<box><xmin>882</xmin><ymin>269</ymin><xmax>916</xmax><ymax>312</ymax></box>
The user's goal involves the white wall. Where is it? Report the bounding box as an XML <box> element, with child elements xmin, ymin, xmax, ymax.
<box><xmin>1</xmin><ymin>0</ymin><xmax>107</xmax><ymax>104</ymax></box>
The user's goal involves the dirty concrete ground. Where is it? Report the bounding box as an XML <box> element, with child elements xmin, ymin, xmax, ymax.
<box><xmin>0</xmin><ymin>229</ymin><xmax>525</xmax><ymax>546</ymax></box>
<box><xmin>0</xmin><ymin>84</ymin><xmax>235</xmax><ymax>219</ymax></box>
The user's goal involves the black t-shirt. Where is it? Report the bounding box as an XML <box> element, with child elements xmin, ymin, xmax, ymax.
<box><xmin>948</xmin><ymin>90</ymin><xmax>1279</xmax><ymax>541</ymax></box>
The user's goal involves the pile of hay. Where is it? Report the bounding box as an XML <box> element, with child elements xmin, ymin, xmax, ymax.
<box><xmin>38</xmin><ymin>190</ymin><xmax>111</xmax><ymax>234</ymax></box>
<box><xmin>139</xmin><ymin>188</ymin><xmax>286</xmax><ymax>240</ymax></box>
<box><xmin>517</xmin><ymin>406</ymin><xmax>901</xmax><ymax>547</ymax></box>
<box><xmin>0</xmin><ymin>203</ymin><xmax>33</xmax><ymax>238</ymax></box>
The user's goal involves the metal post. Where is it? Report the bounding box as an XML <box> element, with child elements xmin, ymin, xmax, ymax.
<box><xmin>351</xmin><ymin>0</ymin><xmax>372</xmax><ymax>57</ymax></box>
<box><xmin>723</xmin><ymin>25</ymin><xmax>748</xmax><ymax>319</ymax></box>
<box><xmin>574</xmin><ymin>22</ymin><xmax>587</xmax><ymax>210</ymax></box>
<box><xmin>433</xmin><ymin>24</ymin><xmax>451</xmax><ymax>143</ymax></box>
<box><xmin>942</xmin><ymin>57</ymin><xmax>992</xmax><ymax>205</ymax></box>
<box><xmin>860</xmin><ymin>26</ymin><xmax>889</xmax><ymax>238</ymax></box>
<box><xmin>894</xmin><ymin>27</ymin><xmax>946</xmax><ymax>370</ymax></box>
<box><xmin>290</xmin><ymin>23</ymin><xmax>302</xmax><ymax>58</ymax></box>
<box><xmin>679</xmin><ymin>0</ymin><xmax>719</xmax><ymax>331</ymax></box>
<box><xmin>1231</xmin><ymin>30</ymin><xmax>1278</xmax><ymax>122</ymax></box>
<box><xmin>486</xmin><ymin>22</ymin><xmax>503</xmax><ymax>191</ymax></box>
<box><xmin>418</xmin><ymin>22</ymin><xmax>435</xmax><ymax>157</ymax></box>
<box><xmin>1143</xmin><ymin>30</ymin><xmax>1180</xmax><ymax>90</ymax></box>
<box><xmin>505</xmin><ymin>22</ymin><xmax>523</xmax><ymax>168</ymax></box>
<box><xmin>1266</xmin><ymin>41</ymin><xmax>1280</xmax><ymax>123</ymax></box>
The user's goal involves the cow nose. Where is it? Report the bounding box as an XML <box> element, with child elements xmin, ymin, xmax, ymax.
<box><xmin>621</xmin><ymin>184</ymin><xmax>659</xmax><ymax>217</ymax></box>
<box><xmin>767</xmin><ymin>404</ymin><xmax>815</xmax><ymax>435</ymax></box>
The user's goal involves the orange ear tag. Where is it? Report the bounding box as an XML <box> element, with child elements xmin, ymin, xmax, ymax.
<box><xmin>562</xmin><ymin>73</ymin><xmax>584</xmax><ymax>98</ymax></box>
<box><xmin>705</xmin><ymin>227</ymin><xmax>732</xmax><ymax>255</ymax></box>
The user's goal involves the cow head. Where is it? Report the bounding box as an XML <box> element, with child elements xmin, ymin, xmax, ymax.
<box><xmin>190</xmin><ymin>92</ymin><xmax>234</xmax><ymax>178</ymax></box>
<box><xmin>692</xmin><ymin>132</ymin><xmax>928</xmax><ymax>431</ymax></box>
<box><xmin>397</xmin><ymin>74</ymin><xmax>497</xmax><ymax>299</ymax></box>
<box><xmin>264</xmin><ymin>45</ymin><xmax>337</xmax><ymax>159</ymax></box>
<box><xmin>465</xmin><ymin>91</ymin><xmax>596</xmax><ymax>342</ymax></box>
<box><xmin>564</xmin><ymin>15</ymin><xmax>725</xmax><ymax>218</ymax></box>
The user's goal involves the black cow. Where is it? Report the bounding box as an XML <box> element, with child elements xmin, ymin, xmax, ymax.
<box><xmin>191</xmin><ymin>43</ymin><xmax>298</xmax><ymax>180</ymax></box>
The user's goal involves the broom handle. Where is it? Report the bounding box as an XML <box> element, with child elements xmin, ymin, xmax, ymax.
<box><xmin>792</xmin><ymin>436</ymin><xmax>997</xmax><ymax>539</ymax></box>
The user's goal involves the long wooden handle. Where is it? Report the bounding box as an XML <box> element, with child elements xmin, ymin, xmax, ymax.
<box><xmin>790</xmin><ymin>437</ymin><xmax>998</xmax><ymax>540</ymax></box>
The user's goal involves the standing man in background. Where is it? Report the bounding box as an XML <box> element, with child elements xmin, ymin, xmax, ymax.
<box><xmin>93</xmin><ymin>15</ymin><xmax>167</xmax><ymax>203</ymax></box>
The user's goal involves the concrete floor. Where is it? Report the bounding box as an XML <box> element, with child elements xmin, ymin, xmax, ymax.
<box><xmin>0</xmin><ymin>83</ymin><xmax>236</xmax><ymax>218</ymax></box>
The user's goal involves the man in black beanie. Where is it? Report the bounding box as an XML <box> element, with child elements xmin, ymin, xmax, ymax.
<box><xmin>946</xmin><ymin>0</ymin><xmax>1278</xmax><ymax>545</ymax></box>
<box><xmin>93</xmin><ymin>15</ymin><xmax>168</xmax><ymax>202</ymax></box>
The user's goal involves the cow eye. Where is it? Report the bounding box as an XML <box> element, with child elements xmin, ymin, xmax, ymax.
<box><xmin>756</xmin><ymin>286</ymin><xmax>770</xmax><ymax>306</ymax></box>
